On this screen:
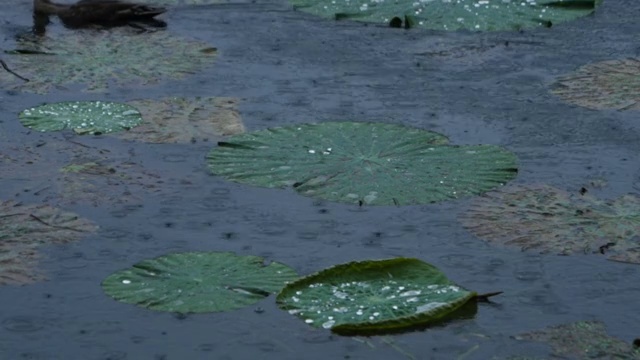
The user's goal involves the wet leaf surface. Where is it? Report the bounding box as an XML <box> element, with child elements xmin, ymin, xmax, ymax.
<box><xmin>19</xmin><ymin>101</ymin><xmax>142</xmax><ymax>135</ymax></box>
<box><xmin>102</xmin><ymin>251</ymin><xmax>299</xmax><ymax>313</ymax></box>
<box><xmin>276</xmin><ymin>258</ymin><xmax>476</xmax><ymax>335</ymax></box>
<box><xmin>207</xmin><ymin>122</ymin><xmax>518</xmax><ymax>206</ymax></box>
<box><xmin>460</xmin><ymin>184</ymin><xmax>640</xmax><ymax>264</ymax></box>
<box><xmin>289</xmin><ymin>0</ymin><xmax>601</xmax><ymax>31</ymax></box>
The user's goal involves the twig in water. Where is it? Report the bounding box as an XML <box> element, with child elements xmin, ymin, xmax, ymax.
<box><xmin>0</xmin><ymin>59</ymin><xmax>29</xmax><ymax>82</ymax></box>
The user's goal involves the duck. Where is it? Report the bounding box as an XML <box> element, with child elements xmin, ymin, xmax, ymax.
<box><xmin>33</xmin><ymin>0</ymin><xmax>166</xmax><ymax>28</ymax></box>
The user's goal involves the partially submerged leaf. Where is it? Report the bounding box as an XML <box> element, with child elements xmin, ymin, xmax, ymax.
<box><xmin>207</xmin><ymin>122</ymin><xmax>517</xmax><ymax>206</ymax></box>
<box><xmin>515</xmin><ymin>321</ymin><xmax>640</xmax><ymax>359</ymax></box>
<box><xmin>552</xmin><ymin>58</ymin><xmax>640</xmax><ymax>111</ymax></box>
<box><xmin>0</xmin><ymin>30</ymin><xmax>216</xmax><ymax>94</ymax></box>
<box><xmin>289</xmin><ymin>0</ymin><xmax>600</xmax><ymax>31</ymax></box>
<box><xmin>0</xmin><ymin>200</ymin><xmax>98</xmax><ymax>285</ymax></box>
<box><xmin>460</xmin><ymin>184</ymin><xmax>640</xmax><ymax>264</ymax></box>
<box><xmin>19</xmin><ymin>101</ymin><xmax>142</xmax><ymax>135</ymax></box>
<box><xmin>102</xmin><ymin>252</ymin><xmax>299</xmax><ymax>313</ymax></box>
<box><xmin>121</xmin><ymin>97</ymin><xmax>245</xmax><ymax>143</ymax></box>
<box><xmin>276</xmin><ymin>258</ymin><xmax>477</xmax><ymax>335</ymax></box>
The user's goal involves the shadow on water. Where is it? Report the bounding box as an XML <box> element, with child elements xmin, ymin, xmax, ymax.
<box><xmin>1</xmin><ymin>0</ymin><xmax>640</xmax><ymax>359</ymax></box>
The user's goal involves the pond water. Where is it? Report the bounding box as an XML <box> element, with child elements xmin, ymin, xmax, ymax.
<box><xmin>1</xmin><ymin>1</ymin><xmax>639</xmax><ymax>359</ymax></box>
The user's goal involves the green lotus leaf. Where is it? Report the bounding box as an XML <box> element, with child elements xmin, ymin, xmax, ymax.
<box><xmin>460</xmin><ymin>184</ymin><xmax>640</xmax><ymax>264</ymax></box>
<box><xmin>289</xmin><ymin>0</ymin><xmax>601</xmax><ymax>31</ymax></box>
<box><xmin>102</xmin><ymin>252</ymin><xmax>299</xmax><ymax>313</ymax></box>
<box><xmin>207</xmin><ymin>122</ymin><xmax>517</xmax><ymax>206</ymax></box>
<box><xmin>19</xmin><ymin>101</ymin><xmax>142</xmax><ymax>135</ymax></box>
<box><xmin>515</xmin><ymin>321</ymin><xmax>640</xmax><ymax>359</ymax></box>
<box><xmin>121</xmin><ymin>97</ymin><xmax>245</xmax><ymax>143</ymax></box>
<box><xmin>0</xmin><ymin>30</ymin><xmax>216</xmax><ymax>94</ymax></box>
<box><xmin>276</xmin><ymin>258</ymin><xmax>476</xmax><ymax>335</ymax></box>
<box><xmin>552</xmin><ymin>58</ymin><xmax>640</xmax><ymax>111</ymax></box>
<box><xmin>0</xmin><ymin>200</ymin><xmax>98</xmax><ymax>285</ymax></box>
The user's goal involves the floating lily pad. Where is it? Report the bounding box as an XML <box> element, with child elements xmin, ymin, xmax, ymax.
<box><xmin>515</xmin><ymin>321</ymin><xmax>640</xmax><ymax>359</ymax></box>
<box><xmin>0</xmin><ymin>30</ymin><xmax>216</xmax><ymax>94</ymax></box>
<box><xmin>460</xmin><ymin>184</ymin><xmax>640</xmax><ymax>264</ymax></box>
<box><xmin>276</xmin><ymin>258</ymin><xmax>476</xmax><ymax>335</ymax></box>
<box><xmin>19</xmin><ymin>101</ymin><xmax>142</xmax><ymax>135</ymax></box>
<box><xmin>120</xmin><ymin>97</ymin><xmax>245</xmax><ymax>143</ymax></box>
<box><xmin>289</xmin><ymin>0</ymin><xmax>601</xmax><ymax>31</ymax></box>
<box><xmin>0</xmin><ymin>200</ymin><xmax>98</xmax><ymax>285</ymax></box>
<box><xmin>552</xmin><ymin>58</ymin><xmax>640</xmax><ymax>111</ymax></box>
<box><xmin>102</xmin><ymin>252</ymin><xmax>299</xmax><ymax>313</ymax></box>
<box><xmin>207</xmin><ymin>122</ymin><xmax>517</xmax><ymax>206</ymax></box>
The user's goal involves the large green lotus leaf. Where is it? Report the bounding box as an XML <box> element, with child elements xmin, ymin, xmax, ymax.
<box><xmin>120</xmin><ymin>97</ymin><xmax>245</xmax><ymax>143</ymax></box>
<box><xmin>515</xmin><ymin>321</ymin><xmax>640</xmax><ymax>359</ymax></box>
<box><xmin>0</xmin><ymin>200</ymin><xmax>98</xmax><ymax>285</ymax></box>
<box><xmin>276</xmin><ymin>258</ymin><xmax>476</xmax><ymax>335</ymax></box>
<box><xmin>0</xmin><ymin>30</ymin><xmax>216</xmax><ymax>94</ymax></box>
<box><xmin>289</xmin><ymin>0</ymin><xmax>601</xmax><ymax>31</ymax></box>
<box><xmin>207</xmin><ymin>122</ymin><xmax>517</xmax><ymax>206</ymax></box>
<box><xmin>102</xmin><ymin>252</ymin><xmax>299</xmax><ymax>313</ymax></box>
<box><xmin>552</xmin><ymin>58</ymin><xmax>640</xmax><ymax>111</ymax></box>
<box><xmin>460</xmin><ymin>184</ymin><xmax>640</xmax><ymax>264</ymax></box>
<box><xmin>19</xmin><ymin>101</ymin><xmax>142</xmax><ymax>135</ymax></box>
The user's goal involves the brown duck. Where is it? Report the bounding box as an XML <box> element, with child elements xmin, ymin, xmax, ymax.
<box><xmin>34</xmin><ymin>0</ymin><xmax>166</xmax><ymax>28</ymax></box>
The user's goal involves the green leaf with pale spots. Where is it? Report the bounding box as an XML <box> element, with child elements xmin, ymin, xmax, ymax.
<box><xmin>276</xmin><ymin>258</ymin><xmax>477</xmax><ymax>335</ymax></box>
<box><xmin>19</xmin><ymin>101</ymin><xmax>142</xmax><ymax>135</ymax></box>
<box><xmin>289</xmin><ymin>0</ymin><xmax>601</xmax><ymax>31</ymax></box>
<box><xmin>206</xmin><ymin>122</ymin><xmax>517</xmax><ymax>206</ymax></box>
<box><xmin>102</xmin><ymin>252</ymin><xmax>299</xmax><ymax>313</ymax></box>
<box><xmin>460</xmin><ymin>184</ymin><xmax>640</xmax><ymax>264</ymax></box>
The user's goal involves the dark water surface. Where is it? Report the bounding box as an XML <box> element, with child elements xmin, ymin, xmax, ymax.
<box><xmin>1</xmin><ymin>1</ymin><xmax>640</xmax><ymax>359</ymax></box>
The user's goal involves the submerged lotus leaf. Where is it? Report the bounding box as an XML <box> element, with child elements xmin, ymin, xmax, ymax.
<box><xmin>121</xmin><ymin>97</ymin><xmax>245</xmax><ymax>143</ymax></box>
<box><xmin>207</xmin><ymin>122</ymin><xmax>517</xmax><ymax>206</ymax></box>
<box><xmin>0</xmin><ymin>200</ymin><xmax>98</xmax><ymax>285</ymax></box>
<box><xmin>102</xmin><ymin>252</ymin><xmax>299</xmax><ymax>313</ymax></box>
<box><xmin>289</xmin><ymin>0</ymin><xmax>601</xmax><ymax>31</ymax></box>
<box><xmin>460</xmin><ymin>184</ymin><xmax>640</xmax><ymax>264</ymax></box>
<box><xmin>19</xmin><ymin>101</ymin><xmax>142</xmax><ymax>135</ymax></box>
<box><xmin>276</xmin><ymin>258</ymin><xmax>476</xmax><ymax>335</ymax></box>
<box><xmin>138</xmin><ymin>0</ymin><xmax>251</xmax><ymax>4</ymax></box>
<box><xmin>515</xmin><ymin>321</ymin><xmax>640</xmax><ymax>359</ymax></box>
<box><xmin>57</xmin><ymin>157</ymin><xmax>165</xmax><ymax>206</ymax></box>
<box><xmin>0</xmin><ymin>30</ymin><xmax>216</xmax><ymax>94</ymax></box>
<box><xmin>552</xmin><ymin>58</ymin><xmax>640</xmax><ymax>111</ymax></box>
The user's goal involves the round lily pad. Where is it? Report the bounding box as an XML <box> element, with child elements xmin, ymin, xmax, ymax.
<box><xmin>552</xmin><ymin>58</ymin><xmax>640</xmax><ymax>111</ymax></box>
<box><xmin>102</xmin><ymin>252</ymin><xmax>299</xmax><ymax>313</ymax></box>
<box><xmin>460</xmin><ymin>184</ymin><xmax>640</xmax><ymax>264</ymax></box>
<box><xmin>276</xmin><ymin>258</ymin><xmax>476</xmax><ymax>335</ymax></box>
<box><xmin>0</xmin><ymin>30</ymin><xmax>216</xmax><ymax>94</ymax></box>
<box><xmin>19</xmin><ymin>101</ymin><xmax>142</xmax><ymax>135</ymax></box>
<box><xmin>289</xmin><ymin>0</ymin><xmax>601</xmax><ymax>31</ymax></box>
<box><xmin>207</xmin><ymin>122</ymin><xmax>517</xmax><ymax>206</ymax></box>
